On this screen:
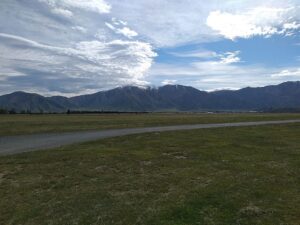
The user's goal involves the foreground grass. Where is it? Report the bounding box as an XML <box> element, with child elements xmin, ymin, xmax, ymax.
<box><xmin>0</xmin><ymin>124</ymin><xmax>300</xmax><ymax>225</ymax></box>
<box><xmin>1</xmin><ymin>113</ymin><xmax>300</xmax><ymax>136</ymax></box>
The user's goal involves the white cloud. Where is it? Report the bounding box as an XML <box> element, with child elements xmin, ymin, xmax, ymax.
<box><xmin>106</xmin><ymin>22</ymin><xmax>138</xmax><ymax>39</ymax></box>
<box><xmin>171</xmin><ymin>50</ymin><xmax>218</xmax><ymax>59</ymax></box>
<box><xmin>40</xmin><ymin>0</ymin><xmax>111</xmax><ymax>14</ymax></box>
<box><xmin>51</xmin><ymin>7</ymin><xmax>73</xmax><ymax>18</ymax></box>
<box><xmin>0</xmin><ymin>1</ymin><xmax>156</xmax><ymax>95</ymax></box>
<box><xmin>283</xmin><ymin>22</ymin><xmax>300</xmax><ymax>30</ymax></box>
<box><xmin>0</xmin><ymin>0</ymin><xmax>300</xmax><ymax>95</ymax></box>
<box><xmin>108</xmin><ymin>0</ymin><xmax>300</xmax><ymax>47</ymax></box>
<box><xmin>207</xmin><ymin>6</ymin><xmax>300</xmax><ymax>40</ymax></box>
<box><xmin>0</xmin><ymin>33</ymin><xmax>156</xmax><ymax>94</ymax></box>
<box><xmin>0</xmin><ymin>33</ymin><xmax>69</xmax><ymax>52</ymax></box>
<box><xmin>218</xmin><ymin>51</ymin><xmax>241</xmax><ymax>65</ymax></box>
<box><xmin>108</xmin><ymin>0</ymin><xmax>219</xmax><ymax>47</ymax></box>
<box><xmin>271</xmin><ymin>69</ymin><xmax>300</xmax><ymax>77</ymax></box>
<box><xmin>75</xmin><ymin>40</ymin><xmax>156</xmax><ymax>79</ymax></box>
<box><xmin>105</xmin><ymin>22</ymin><xmax>115</xmax><ymax>30</ymax></box>
<box><xmin>72</xmin><ymin>26</ymin><xmax>87</xmax><ymax>33</ymax></box>
<box><xmin>112</xmin><ymin>17</ymin><xmax>128</xmax><ymax>26</ymax></box>
<box><xmin>172</xmin><ymin>50</ymin><xmax>241</xmax><ymax>64</ymax></box>
<box><xmin>149</xmin><ymin>59</ymin><xmax>300</xmax><ymax>91</ymax></box>
<box><xmin>117</xmin><ymin>27</ymin><xmax>138</xmax><ymax>39</ymax></box>
<box><xmin>161</xmin><ymin>79</ymin><xmax>177</xmax><ymax>85</ymax></box>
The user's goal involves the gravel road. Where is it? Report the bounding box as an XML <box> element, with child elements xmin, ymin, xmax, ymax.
<box><xmin>1</xmin><ymin>120</ymin><xmax>300</xmax><ymax>156</ymax></box>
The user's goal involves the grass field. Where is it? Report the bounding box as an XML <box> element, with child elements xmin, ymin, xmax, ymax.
<box><xmin>1</xmin><ymin>113</ymin><xmax>300</xmax><ymax>136</ymax></box>
<box><xmin>0</xmin><ymin>123</ymin><xmax>299</xmax><ymax>225</ymax></box>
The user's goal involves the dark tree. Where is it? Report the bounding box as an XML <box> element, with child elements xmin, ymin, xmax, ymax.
<box><xmin>9</xmin><ymin>109</ymin><xmax>16</xmax><ymax>114</ymax></box>
<box><xmin>0</xmin><ymin>108</ymin><xmax>8</xmax><ymax>114</ymax></box>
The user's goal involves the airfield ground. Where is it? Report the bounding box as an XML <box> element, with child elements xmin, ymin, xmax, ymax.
<box><xmin>0</xmin><ymin>114</ymin><xmax>299</xmax><ymax>225</ymax></box>
<box><xmin>1</xmin><ymin>113</ymin><xmax>300</xmax><ymax>136</ymax></box>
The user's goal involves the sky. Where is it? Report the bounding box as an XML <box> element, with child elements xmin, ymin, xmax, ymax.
<box><xmin>0</xmin><ymin>0</ymin><xmax>300</xmax><ymax>96</ymax></box>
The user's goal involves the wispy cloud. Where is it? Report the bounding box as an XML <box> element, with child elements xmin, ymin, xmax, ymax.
<box><xmin>39</xmin><ymin>0</ymin><xmax>111</xmax><ymax>14</ymax></box>
<box><xmin>0</xmin><ymin>33</ymin><xmax>156</xmax><ymax>95</ymax></box>
<box><xmin>51</xmin><ymin>7</ymin><xmax>73</xmax><ymax>18</ymax></box>
<box><xmin>0</xmin><ymin>0</ymin><xmax>156</xmax><ymax>95</ymax></box>
<box><xmin>271</xmin><ymin>69</ymin><xmax>300</xmax><ymax>77</ymax></box>
<box><xmin>105</xmin><ymin>21</ymin><xmax>138</xmax><ymax>39</ymax></box>
<box><xmin>0</xmin><ymin>0</ymin><xmax>299</xmax><ymax>95</ymax></box>
<box><xmin>170</xmin><ymin>50</ymin><xmax>241</xmax><ymax>65</ymax></box>
<box><xmin>149</xmin><ymin>60</ymin><xmax>300</xmax><ymax>91</ymax></box>
<box><xmin>170</xmin><ymin>50</ymin><xmax>218</xmax><ymax>59</ymax></box>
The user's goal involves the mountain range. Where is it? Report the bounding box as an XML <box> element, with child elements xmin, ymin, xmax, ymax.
<box><xmin>1</xmin><ymin>81</ymin><xmax>300</xmax><ymax>113</ymax></box>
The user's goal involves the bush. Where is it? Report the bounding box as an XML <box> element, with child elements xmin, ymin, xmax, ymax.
<box><xmin>0</xmin><ymin>108</ymin><xmax>8</xmax><ymax>114</ymax></box>
<box><xmin>8</xmin><ymin>109</ymin><xmax>16</xmax><ymax>114</ymax></box>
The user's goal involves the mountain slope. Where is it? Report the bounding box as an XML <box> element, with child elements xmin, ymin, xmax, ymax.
<box><xmin>1</xmin><ymin>81</ymin><xmax>300</xmax><ymax>112</ymax></box>
<box><xmin>211</xmin><ymin>81</ymin><xmax>300</xmax><ymax>110</ymax></box>
<box><xmin>0</xmin><ymin>92</ymin><xmax>67</xmax><ymax>112</ymax></box>
<box><xmin>71</xmin><ymin>86</ymin><xmax>167</xmax><ymax>111</ymax></box>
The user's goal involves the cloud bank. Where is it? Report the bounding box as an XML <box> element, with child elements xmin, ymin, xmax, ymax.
<box><xmin>0</xmin><ymin>0</ymin><xmax>156</xmax><ymax>95</ymax></box>
<box><xmin>0</xmin><ymin>0</ymin><xmax>299</xmax><ymax>95</ymax></box>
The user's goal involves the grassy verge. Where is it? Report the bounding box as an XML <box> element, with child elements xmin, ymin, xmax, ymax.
<box><xmin>1</xmin><ymin>113</ymin><xmax>300</xmax><ymax>136</ymax></box>
<box><xmin>0</xmin><ymin>123</ymin><xmax>300</xmax><ymax>224</ymax></box>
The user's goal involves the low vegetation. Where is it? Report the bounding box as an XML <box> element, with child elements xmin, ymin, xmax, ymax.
<box><xmin>0</xmin><ymin>108</ymin><xmax>9</xmax><ymax>114</ymax></box>
<box><xmin>1</xmin><ymin>113</ymin><xmax>300</xmax><ymax>136</ymax></box>
<box><xmin>0</xmin><ymin>123</ymin><xmax>299</xmax><ymax>224</ymax></box>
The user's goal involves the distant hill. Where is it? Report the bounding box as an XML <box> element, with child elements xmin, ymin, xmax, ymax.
<box><xmin>1</xmin><ymin>81</ymin><xmax>300</xmax><ymax>112</ymax></box>
<box><xmin>0</xmin><ymin>92</ymin><xmax>66</xmax><ymax>113</ymax></box>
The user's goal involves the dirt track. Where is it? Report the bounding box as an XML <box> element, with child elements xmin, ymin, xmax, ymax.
<box><xmin>1</xmin><ymin>120</ymin><xmax>300</xmax><ymax>156</ymax></box>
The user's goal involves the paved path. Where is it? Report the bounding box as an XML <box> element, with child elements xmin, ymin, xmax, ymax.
<box><xmin>1</xmin><ymin>120</ymin><xmax>300</xmax><ymax>156</ymax></box>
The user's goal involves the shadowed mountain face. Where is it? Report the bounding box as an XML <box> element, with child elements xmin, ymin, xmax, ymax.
<box><xmin>0</xmin><ymin>92</ymin><xmax>67</xmax><ymax>113</ymax></box>
<box><xmin>1</xmin><ymin>82</ymin><xmax>300</xmax><ymax>112</ymax></box>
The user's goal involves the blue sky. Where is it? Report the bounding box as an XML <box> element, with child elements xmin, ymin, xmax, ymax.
<box><xmin>0</xmin><ymin>0</ymin><xmax>300</xmax><ymax>95</ymax></box>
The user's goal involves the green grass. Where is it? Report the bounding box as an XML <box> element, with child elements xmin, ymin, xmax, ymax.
<box><xmin>1</xmin><ymin>123</ymin><xmax>300</xmax><ymax>224</ymax></box>
<box><xmin>1</xmin><ymin>113</ymin><xmax>300</xmax><ymax>136</ymax></box>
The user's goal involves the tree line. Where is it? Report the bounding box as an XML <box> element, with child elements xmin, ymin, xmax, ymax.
<box><xmin>0</xmin><ymin>108</ymin><xmax>149</xmax><ymax>114</ymax></box>
<box><xmin>0</xmin><ymin>108</ymin><xmax>29</xmax><ymax>114</ymax></box>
